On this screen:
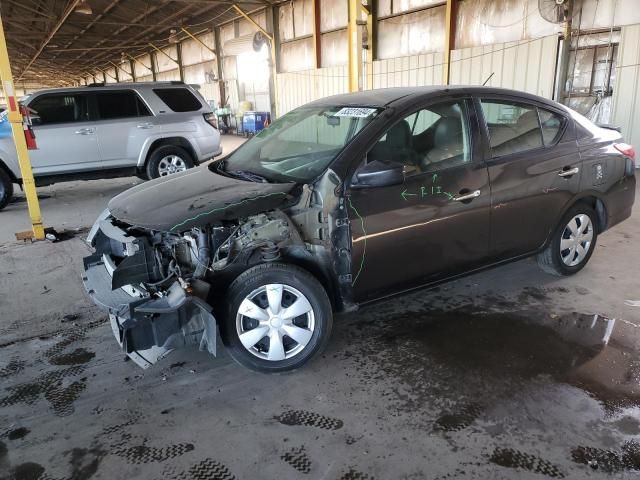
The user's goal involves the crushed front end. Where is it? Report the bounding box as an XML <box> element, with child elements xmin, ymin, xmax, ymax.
<box><xmin>83</xmin><ymin>210</ymin><xmax>218</xmax><ymax>368</ymax></box>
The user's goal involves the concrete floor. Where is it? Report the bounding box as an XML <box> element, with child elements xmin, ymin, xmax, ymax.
<box><xmin>1</xmin><ymin>156</ymin><xmax>639</xmax><ymax>479</ymax></box>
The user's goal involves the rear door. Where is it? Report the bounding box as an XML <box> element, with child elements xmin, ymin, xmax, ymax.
<box><xmin>476</xmin><ymin>96</ymin><xmax>581</xmax><ymax>260</ymax></box>
<box><xmin>347</xmin><ymin>97</ymin><xmax>491</xmax><ymax>302</ymax></box>
<box><xmin>28</xmin><ymin>92</ymin><xmax>101</xmax><ymax>175</ymax></box>
<box><xmin>93</xmin><ymin>90</ymin><xmax>155</xmax><ymax>169</ymax></box>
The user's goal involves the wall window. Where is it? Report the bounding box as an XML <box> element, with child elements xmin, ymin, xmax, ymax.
<box><xmin>30</xmin><ymin>94</ymin><xmax>89</xmax><ymax>125</ymax></box>
<box><xmin>566</xmin><ymin>31</ymin><xmax>620</xmax><ymax>118</ymax></box>
<box><xmin>366</xmin><ymin>100</ymin><xmax>471</xmax><ymax>176</ymax></box>
<box><xmin>480</xmin><ymin>100</ymin><xmax>543</xmax><ymax>156</ymax></box>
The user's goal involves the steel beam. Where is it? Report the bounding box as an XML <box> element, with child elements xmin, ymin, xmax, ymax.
<box><xmin>442</xmin><ymin>0</ymin><xmax>457</xmax><ymax>85</ymax></box>
<box><xmin>17</xmin><ymin>0</ymin><xmax>82</xmax><ymax>81</ymax></box>
<box><xmin>312</xmin><ymin>0</ymin><xmax>322</xmax><ymax>69</ymax></box>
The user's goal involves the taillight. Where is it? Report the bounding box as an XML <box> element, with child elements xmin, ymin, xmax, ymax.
<box><xmin>203</xmin><ymin>112</ymin><xmax>217</xmax><ymax>129</ymax></box>
<box><xmin>614</xmin><ymin>143</ymin><xmax>636</xmax><ymax>167</ymax></box>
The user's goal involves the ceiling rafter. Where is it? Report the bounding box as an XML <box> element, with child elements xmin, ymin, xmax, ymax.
<box><xmin>16</xmin><ymin>0</ymin><xmax>83</xmax><ymax>81</ymax></box>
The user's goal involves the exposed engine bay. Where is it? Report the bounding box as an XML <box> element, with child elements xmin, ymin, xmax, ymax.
<box><xmin>83</xmin><ymin>170</ymin><xmax>351</xmax><ymax>368</ymax></box>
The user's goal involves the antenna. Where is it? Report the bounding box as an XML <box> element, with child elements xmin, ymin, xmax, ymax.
<box><xmin>482</xmin><ymin>72</ymin><xmax>495</xmax><ymax>86</ymax></box>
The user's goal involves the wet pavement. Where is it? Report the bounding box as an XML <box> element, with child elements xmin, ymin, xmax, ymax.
<box><xmin>1</xmin><ymin>183</ymin><xmax>640</xmax><ymax>479</ymax></box>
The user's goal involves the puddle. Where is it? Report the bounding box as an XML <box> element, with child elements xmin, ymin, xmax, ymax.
<box><xmin>49</xmin><ymin>348</ymin><xmax>96</xmax><ymax>366</ymax></box>
<box><xmin>7</xmin><ymin>427</ymin><xmax>30</xmax><ymax>441</ymax></box>
<box><xmin>343</xmin><ymin>308</ymin><xmax>639</xmax><ymax>415</ymax></box>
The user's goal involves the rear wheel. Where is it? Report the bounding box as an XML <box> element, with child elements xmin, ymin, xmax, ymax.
<box><xmin>146</xmin><ymin>145</ymin><xmax>194</xmax><ymax>179</ymax></box>
<box><xmin>222</xmin><ymin>263</ymin><xmax>333</xmax><ymax>373</ymax></box>
<box><xmin>0</xmin><ymin>168</ymin><xmax>14</xmax><ymax>211</ymax></box>
<box><xmin>537</xmin><ymin>204</ymin><xmax>598</xmax><ymax>276</ymax></box>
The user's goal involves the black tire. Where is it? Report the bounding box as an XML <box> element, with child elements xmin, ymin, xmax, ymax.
<box><xmin>537</xmin><ymin>203</ymin><xmax>599</xmax><ymax>276</ymax></box>
<box><xmin>222</xmin><ymin>263</ymin><xmax>333</xmax><ymax>373</ymax></box>
<box><xmin>145</xmin><ymin>145</ymin><xmax>194</xmax><ymax>179</ymax></box>
<box><xmin>0</xmin><ymin>168</ymin><xmax>14</xmax><ymax>211</ymax></box>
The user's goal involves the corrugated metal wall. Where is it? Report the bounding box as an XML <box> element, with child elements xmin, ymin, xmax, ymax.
<box><xmin>276</xmin><ymin>66</ymin><xmax>348</xmax><ymax>114</ymax></box>
<box><xmin>276</xmin><ymin>34</ymin><xmax>558</xmax><ymax>115</ymax></box>
<box><xmin>612</xmin><ymin>24</ymin><xmax>640</xmax><ymax>150</ymax></box>
<box><xmin>450</xmin><ymin>35</ymin><xmax>558</xmax><ymax>98</ymax></box>
<box><xmin>372</xmin><ymin>52</ymin><xmax>444</xmax><ymax>88</ymax></box>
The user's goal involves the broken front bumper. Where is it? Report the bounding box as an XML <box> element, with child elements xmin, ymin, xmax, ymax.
<box><xmin>82</xmin><ymin>211</ymin><xmax>217</xmax><ymax>369</ymax></box>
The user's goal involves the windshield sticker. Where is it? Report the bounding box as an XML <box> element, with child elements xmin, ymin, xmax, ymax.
<box><xmin>333</xmin><ymin>107</ymin><xmax>377</xmax><ymax>118</ymax></box>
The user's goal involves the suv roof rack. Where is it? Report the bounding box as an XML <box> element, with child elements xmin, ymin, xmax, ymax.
<box><xmin>84</xmin><ymin>81</ymin><xmax>185</xmax><ymax>88</ymax></box>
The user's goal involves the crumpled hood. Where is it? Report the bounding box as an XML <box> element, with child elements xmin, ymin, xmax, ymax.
<box><xmin>108</xmin><ymin>166</ymin><xmax>296</xmax><ymax>232</ymax></box>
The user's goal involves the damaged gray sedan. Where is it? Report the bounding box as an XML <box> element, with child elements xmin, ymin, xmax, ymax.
<box><xmin>83</xmin><ymin>86</ymin><xmax>636</xmax><ymax>371</ymax></box>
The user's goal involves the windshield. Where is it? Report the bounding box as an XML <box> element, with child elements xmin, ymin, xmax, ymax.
<box><xmin>215</xmin><ymin>105</ymin><xmax>381</xmax><ymax>183</ymax></box>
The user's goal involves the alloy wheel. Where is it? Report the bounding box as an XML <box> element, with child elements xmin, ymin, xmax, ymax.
<box><xmin>157</xmin><ymin>155</ymin><xmax>187</xmax><ymax>176</ymax></box>
<box><xmin>235</xmin><ymin>284</ymin><xmax>315</xmax><ymax>361</ymax></box>
<box><xmin>560</xmin><ymin>214</ymin><xmax>593</xmax><ymax>267</ymax></box>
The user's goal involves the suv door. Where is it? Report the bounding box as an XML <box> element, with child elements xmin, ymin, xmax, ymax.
<box><xmin>28</xmin><ymin>92</ymin><xmax>100</xmax><ymax>175</ymax></box>
<box><xmin>347</xmin><ymin>98</ymin><xmax>491</xmax><ymax>302</ymax></box>
<box><xmin>476</xmin><ymin>97</ymin><xmax>580</xmax><ymax>260</ymax></box>
<box><xmin>92</xmin><ymin>90</ymin><xmax>154</xmax><ymax>169</ymax></box>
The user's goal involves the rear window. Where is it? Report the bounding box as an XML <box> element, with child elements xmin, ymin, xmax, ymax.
<box><xmin>96</xmin><ymin>91</ymin><xmax>151</xmax><ymax>119</ymax></box>
<box><xmin>153</xmin><ymin>88</ymin><xmax>202</xmax><ymax>112</ymax></box>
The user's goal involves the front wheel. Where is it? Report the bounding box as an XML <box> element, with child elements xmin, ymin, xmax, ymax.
<box><xmin>537</xmin><ymin>204</ymin><xmax>598</xmax><ymax>276</ymax></box>
<box><xmin>146</xmin><ymin>145</ymin><xmax>194</xmax><ymax>179</ymax></box>
<box><xmin>222</xmin><ymin>263</ymin><xmax>333</xmax><ymax>373</ymax></box>
<box><xmin>0</xmin><ymin>168</ymin><xmax>14</xmax><ymax>211</ymax></box>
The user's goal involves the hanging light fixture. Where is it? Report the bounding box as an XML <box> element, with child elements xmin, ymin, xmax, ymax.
<box><xmin>75</xmin><ymin>0</ymin><xmax>93</xmax><ymax>15</ymax></box>
<box><xmin>168</xmin><ymin>29</ymin><xmax>180</xmax><ymax>44</ymax></box>
<box><xmin>120</xmin><ymin>52</ymin><xmax>127</xmax><ymax>64</ymax></box>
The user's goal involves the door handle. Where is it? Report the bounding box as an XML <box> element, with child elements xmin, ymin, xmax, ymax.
<box><xmin>136</xmin><ymin>123</ymin><xmax>154</xmax><ymax>129</ymax></box>
<box><xmin>452</xmin><ymin>190</ymin><xmax>481</xmax><ymax>202</ymax></box>
<box><xmin>74</xmin><ymin>128</ymin><xmax>95</xmax><ymax>135</ymax></box>
<box><xmin>558</xmin><ymin>166</ymin><xmax>579</xmax><ymax>177</ymax></box>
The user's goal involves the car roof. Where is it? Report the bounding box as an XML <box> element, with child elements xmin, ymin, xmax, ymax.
<box><xmin>306</xmin><ymin>85</ymin><xmax>567</xmax><ymax>112</ymax></box>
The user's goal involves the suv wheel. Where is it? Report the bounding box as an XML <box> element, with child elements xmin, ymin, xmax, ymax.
<box><xmin>146</xmin><ymin>145</ymin><xmax>194</xmax><ymax>179</ymax></box>
<box><xmin>537</xmin><ymin>204</ymin><xmax>598</xmax><ymax>276</ymax></box>
<box><xmin>0</xmin><ymin>168</ymin><xmax>14</xmax><ymax>211</ymax></box>
<box><xmin>222</xmin><ymin>263</ymin><xmax>333</xmax><ymax>373</ymax></box>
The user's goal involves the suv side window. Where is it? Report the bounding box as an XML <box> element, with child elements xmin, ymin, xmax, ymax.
<box><xmin>153</xmin><ymin>88</ymin><xmax>202</xmax><ymax>112</ymax></box>
<box><xmin>96</xmin><ymin>91</ymin><xmax>151</xmax><ymax>120</ymax></box>
<box><xmin>29</xmin><ymin>94</ymin><xmax>89</xmax><ymax>125</ymax></box>
<box><xmin>480</xmin><ymin>100</ymin><xmax>543</xmax><ymax>156</ymax></box>
<box><xmin>365</xmin><ymin>99</ymin><xmax>471</xmax><ymax>176</ymax></box>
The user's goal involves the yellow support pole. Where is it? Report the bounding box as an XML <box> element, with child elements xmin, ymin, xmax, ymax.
<box><xmin>347</xmin><ymin>0</ymin><xmax>362</xmax><ymax>92</ymax></box>
<box><xmin>0</xmin><ymin>14</ymin><xmax>44</xmax><ymax>240</ymax></box>
<box><xmin>232</xmin><ymin>4</ymin><xmax>279</xmax><ymax>118</ymax></box>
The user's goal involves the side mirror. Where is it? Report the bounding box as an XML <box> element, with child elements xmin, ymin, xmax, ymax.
<box><xmin>353</xmin><ymin>160</ymin><xmax>404</xmax><ymax>188</ymax></box>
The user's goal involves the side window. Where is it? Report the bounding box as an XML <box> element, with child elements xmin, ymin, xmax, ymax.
<box><xmin>480</xmin><ymin>100</ymin><xmax>543</xmax><ymax>156</ymax></box>
<box><xmin>365</xmin><ymin>100</ymin><xmax>471</xmax><ymax>176</ymax></box>
<box><xmin>153</xmin><ymin>88</ymin><xmax>202</xmax><ymax>112</ymax></box>
<box><xmin>538</xmin><ymin>108</ymin><xmax>566</xmax><ymax>146</ymax></box>
<box><xmin>96</xmin><ymin>91</ymin><xmax>151</xmax><ymax>120</ymax></box>
<box><xmin>29</xmin><ymin>94</ymin><xmax>89</xmax><ymax>125</ymax></box>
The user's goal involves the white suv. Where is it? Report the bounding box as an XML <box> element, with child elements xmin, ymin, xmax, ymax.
<box><xmin>0</xmin><ymin>81</ymin><xmax>221</xmax><ymax>210</ymax></box>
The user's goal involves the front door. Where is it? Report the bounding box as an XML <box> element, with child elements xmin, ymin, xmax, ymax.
<box><xmin>347</xmin><ymin>98</ymin><xmax>491</xmax><ymax>302</ymax></box>
<box><xmin>28</xmin><ymin>92</ymin><xmax>101</xmax><ymax>175</ymax></box>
